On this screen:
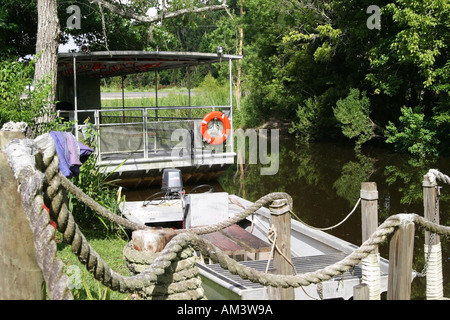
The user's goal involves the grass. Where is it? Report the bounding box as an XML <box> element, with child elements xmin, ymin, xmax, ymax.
<box><xmin>101</xmin><ymin>86</ymin><xmax>231</xmax><ymax>109</ymax></box>
<box><xmin>98</xmin><ymin>85</ymin><xmax>234</xmax><ymax>125</ymax></box>
<box><xmin>56</xmin><ymin>229</ymin><xmax>131</xmax><ymax>300</ymax></box>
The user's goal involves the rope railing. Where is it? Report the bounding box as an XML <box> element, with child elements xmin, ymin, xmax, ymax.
<box><xmin>426</xmin><ymin>169</ymin><xmax>450</xmax><ymax>185</ymax></box>
<box><xmin>5</xmin><ymin>134</ymin><xmax>450</xmax><ymax>300</ymax></box>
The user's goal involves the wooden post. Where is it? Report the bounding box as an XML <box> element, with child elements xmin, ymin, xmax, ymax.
<box><xmin>353</xmin><ymin>283</ymin><xmax>370</xmax><ymax>300</ymax></box>
<box><xmin>387</xmin><ymin>220</ymin><xmax>415</xmax><ymax>300</ymax></box>
<box><xmin>268</xmin><ymin>199</ymin><xmax>295</xmax><ymax>300</ymax></box>
<box><xmin>423</xmin><ymin>175</ymin><xmax>440</xmax><ymax>245</ymax></box>
<box><xmin>422</xmin><ymin>174</ymin><xmax>443</xmax><ymax>300</ymax></box>
<box><xmin>360</xmin><ymin>182</ymin><xmax>381</xmax><ymax>299</ymax></box>
<box><xmin>360</xmin><ymin>182</ymin><xmax>378</xmax><ymax>247</ymax></box>
<box><xmin>131</xmin><ymin>228</ymin><xmax>176</xmax><ymax>253</ymax></box>
<box><xmin>0</xmin><ymin>127</ymin><xmax>45</xmax><ymax>299</ymax></box>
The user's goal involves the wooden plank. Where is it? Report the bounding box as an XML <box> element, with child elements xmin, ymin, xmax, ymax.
<box><xmin>220</xmin><ymin>224</ymin><xmax>271</xmax><ymax>253</ymax></box>
<box><xmin>387</xmin><ymin>221</ymin><xmax>415</xmax><ymax>300</ymax></box>
<box><xmin>202</xmin><ymin>231</ymin><xmax>246</xmax><ymax>256</ymax></box>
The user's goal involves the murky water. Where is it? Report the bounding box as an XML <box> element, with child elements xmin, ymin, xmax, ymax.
<box><xmin>218</xmin><ymin>136</ymin><xmax>450</xmax><ymax>300</ymax></box>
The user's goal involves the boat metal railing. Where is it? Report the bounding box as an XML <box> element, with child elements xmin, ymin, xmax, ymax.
<box><xmin>58</xmin><ymin>105</ymin><xmax>234</xmax><ymax>168</ymax></box>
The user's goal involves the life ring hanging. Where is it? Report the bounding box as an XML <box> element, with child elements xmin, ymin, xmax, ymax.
<box><xmin>200</xmin><ymin>111</ymin><xmax>231</xmax><ymax>145</ymax></box>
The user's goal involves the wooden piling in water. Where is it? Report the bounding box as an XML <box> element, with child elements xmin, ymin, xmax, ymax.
<box><xmin>360</xmin><ymin>182</ymin><xmax>378</xmax><ymax>249</ymax></box>
<box><xmin>423</xmin><ymin>175</ymin><xmax>440</xmax><ymax>245</ymax></box>
<box><xmin>268</xmin><ymin>199</ymin><xmax>295</xmax><ymax>300</ymax></box>
<box><xmin>387</xmin><ymin>219</ymin><xmax>415</xmax><ymax>300</ymax></box>
<box><xmin>359</xmin><ymin>182</ymin><xmax>380</xmax><ymax>300</ymax></box>
<box><xmin>422</xmin><ymin>174</ymin><xmax>443</xmax><ymax>300</ymax></box>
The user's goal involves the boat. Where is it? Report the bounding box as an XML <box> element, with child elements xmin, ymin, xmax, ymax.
<box><xmin>121</xmin><ymin>168</ymin><xmax>390</xmax><ymax>300</ymax></box>
<box><xmin>56</xmin><ymin>50</ymin><xmax>242</xmax><ymax>188</ymax></box>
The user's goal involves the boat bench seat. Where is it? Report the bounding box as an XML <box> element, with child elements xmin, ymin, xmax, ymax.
<box><xmin>201</xmin><ymin>224</ymin><xmax>272</xmax><ymax>261</ymax></box>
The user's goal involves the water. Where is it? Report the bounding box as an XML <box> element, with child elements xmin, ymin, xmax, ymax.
<box><xmin>218</xmin><ymin>136</ymin><xmax>450</xmax><ymax>300</ymax></box>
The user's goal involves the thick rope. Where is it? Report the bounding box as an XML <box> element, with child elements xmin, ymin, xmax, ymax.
<box><xmin>5</xmin><ymin>139</ymin><xmax>73</xmax><ymax>300</ymax></box>
<box><xmin>424</xmin><ymin>243</ymin><xmax>443</xmax><ymax>300</ymax></box>
<box><xmin>361</xmin><ymin>253</ymin><xmax>381</xmax><ymax>300</ymax></box>
<box><xmin>426</xmin><ymin>169</ymin><xmax>450</xmax><ymax>185</ymax></box>
<box><xmin>6</xmin><ymin>136</ymin><xmax>450</xmax><ymax>299</ymax></box>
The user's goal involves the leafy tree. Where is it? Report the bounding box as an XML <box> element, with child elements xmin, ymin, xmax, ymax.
<box><xmin>0</xmin><ymin>59</ymin><xmax>53</xmax><ymax>132</ymax></box>
<box><xmin>333</xmin><ymin>88</ymin><xmax>378</xmax><ymax>148</ymax></box>
<box><xmin>0</xmin><ymin>0</ymin><xmax>38</xmax><ymax>60</ymax></box>
<box><xmin>385</xmin><ymin>106</ymin><xmax>439</xmax><ymax>158</ymax></box>
<box><xmin>366</xmin><ymin>0</ymin><xmax>449</xmax><ymax>155</ymax></box>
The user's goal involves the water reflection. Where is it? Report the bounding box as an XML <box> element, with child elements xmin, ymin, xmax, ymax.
<box><xmin>219</xmin><ymin>135</ymin><xmax>450</xmax><ymax>299</ymax></box>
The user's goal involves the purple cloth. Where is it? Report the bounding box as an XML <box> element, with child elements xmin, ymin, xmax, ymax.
<box><xmin>64</xmin><ymin>132</ymin><xmax>82</xmax><ymax>167</ymax></box>
<box><xmin>49</xmin><ymin>131</ymin><xmax>94</xmax><ymax>177</ymax></box>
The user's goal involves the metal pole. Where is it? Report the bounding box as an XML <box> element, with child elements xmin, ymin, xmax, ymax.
<box><xmin>188</xmin><ymin>67</ymin><xmax>192</xmax><ymax>118</ymax></box>
<box><xmin>229</xmin><ymin>58</ymin><xmax>234</xmax><ymax>152</ymax></box>
<box><xmin>122</xmin><ymin>75</ymin><xmax>125</xmax><ymax>122</ymax></box>
<box><xmin>155</xmin><ymin>71</ymin><xmax>158</xmax><ymax>121</ymax></box>
<box><xmin>73</xmin><ymin>54</ymin><xmax>78</xmax><ymax>139</ymax></box>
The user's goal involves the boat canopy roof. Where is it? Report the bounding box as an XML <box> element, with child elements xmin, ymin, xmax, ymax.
<box><xmin>58</xmin><ymin>50</ymin><xmax>242</xmax><ymax>79</ymax></box>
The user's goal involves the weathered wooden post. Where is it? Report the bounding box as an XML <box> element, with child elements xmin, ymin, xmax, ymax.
<box><xmin>359</xmin><ymin>182</ymin><xmax>380</xmax><ymax>300</ymax></box>
<box><xmin>387</xmin><ymin>218</ymin><xmax>415</xmax><ymax>300</ymax></box>
<box><xmin>268</xmin><ymin>199</ymin><xmax>295</xmax><ymax>300</ymax></box>
<box><xmin>422</xmin><ymin>174</ymin><xmax>443</xmax><ymax>300</ymax></box>
<box><xmin>353</xmin><ymin>283</ymin><xmax>370</xmax><ymax>300</ymax></box>
<box><xmin>0</xmin><ymin>123</ymin><xmax>45</xmax><ymax>299</ymax></box>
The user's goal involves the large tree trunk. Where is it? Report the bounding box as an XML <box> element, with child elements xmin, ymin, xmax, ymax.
<box><xmin>34</xmin><ymin>0</ymin><xmax>60</xmax><ymax>120</ymax></box>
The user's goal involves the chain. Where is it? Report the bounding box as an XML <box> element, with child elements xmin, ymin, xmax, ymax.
<box><xmin>417</xmin><ymin>186</ymin><xmax>441</xmax><ymax>278</ymax></box>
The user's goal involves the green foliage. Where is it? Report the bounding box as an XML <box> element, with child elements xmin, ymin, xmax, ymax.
<box><xmin>289</xmin><ymin>96</ymin><xmax>322</xmax><ymax>142</ymax></box>
<box><xmin>0</xmin><ymin>58</ymin><xmax>53</xmax><ymax>131</ymax></box>
<box><xmin>333</xmin><ymin>89</ymin><xmax>375</xmax><ymax>148</ymax></box>
<box><xmin>0</xmin><ymin>0</ymin><xmax>37</xmax><ymax>59</ymax></box>
<box><xmin>385</xmin><ymin>106</ymin><xmax>439</xmax><ymax>158</ymax></box>
<box><xmin>384</xmin><ymin>0</ymin><xmax>447</xmax><ymax>88</ymax></box>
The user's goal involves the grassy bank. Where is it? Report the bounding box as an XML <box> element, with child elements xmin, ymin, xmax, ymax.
<box><xmin>56</xmin><ymin>229</ymin><xmax>131</xmax><ymax>300</ymax></box>
<box><xmin>101</xmin><ymin>88</ymin><xmax>230</xmax><ymax>109</ymax></box>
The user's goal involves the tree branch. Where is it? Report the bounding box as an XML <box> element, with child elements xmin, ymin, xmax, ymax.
<box><xmin>89</xmin><ymin>0</ymin><xmax>228</xmax><ymax>24</ymax></box>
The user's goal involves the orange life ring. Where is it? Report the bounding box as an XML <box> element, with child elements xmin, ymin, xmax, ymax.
<box><xmin>200</xmin><ymin>111</ymin><xmax>231</xmax><ymax>145</ymax></box>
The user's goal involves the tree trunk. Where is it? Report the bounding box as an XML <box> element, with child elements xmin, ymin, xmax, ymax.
<box><xmin>34</xmin><ymin>0</ymin><xmax>60</xmax><ymax>120</ymax></box>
